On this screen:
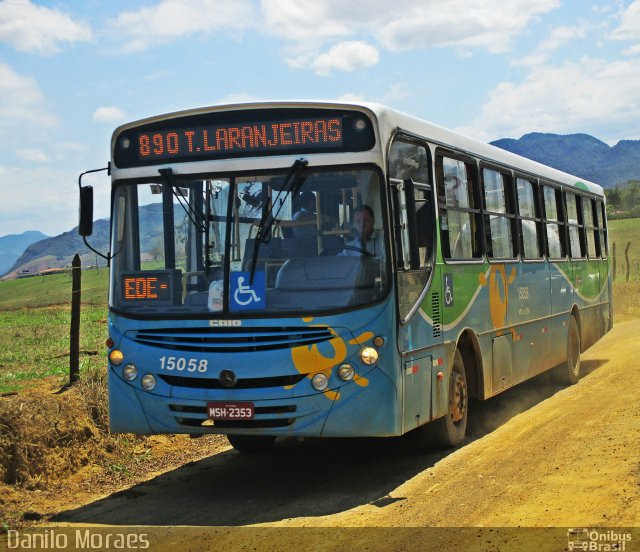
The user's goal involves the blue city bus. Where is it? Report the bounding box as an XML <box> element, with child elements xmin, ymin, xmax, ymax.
<box><xmin>79</xmin><ymin>102</ymin><xmax>612</xmax><ymax>451</ymax></box>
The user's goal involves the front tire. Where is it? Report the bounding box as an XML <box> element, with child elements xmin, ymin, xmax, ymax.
<box><xmin>431</xmin><ymin>349</ymin><xmax>468</xmax><ymax>448</ymax></box>
<box><xmin>227</xmin><ymin>434</ymin><xmax>276</xmax><ymax>453</ymax></box>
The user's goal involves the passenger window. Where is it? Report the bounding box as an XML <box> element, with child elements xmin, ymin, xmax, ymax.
<box><xmin>565</xmin><ymin>192</ymin><xmax>585</xmax><ymax>258</ymax></box>
<box><xmin>482</xmin><ymin>168</ymin><xmax>516</xmax><ymax>259</ymax></box>
<box><xmin>516</xmin><ymin>178</ymin><xmax>542</xmax><ymax>259</ymax></box>
<box><xmin>582</xmin><ymin>198</ymin><xmax>597</xmax><ymax>258</ymax></box>
<box><xmin>542</xmin><ymin>185</ymin><xmax>566</xmax><ymax>259</ymax></box>
<box><xmin>437</xmin><ymin>156</ymin><xmax>482</xmax><ymax>260</ymax></box>
<box><xmin>596</xmin><ymin>201</ymin><xmax>608</xmax><ymax>257</ymax></box>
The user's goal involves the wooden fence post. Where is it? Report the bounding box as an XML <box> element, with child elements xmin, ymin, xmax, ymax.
<box><xmin>612</xmin><ymin>242</ymin><xmax>617</xmax><ymax>281</ymax></box>
<box><xmin>70</xmin><ymin>254</ymin><xmax>81</xmax><ymax>384</ymax></box>
<box><xmin>625</xmin><ymin>241</ymin><xmax>631</xmax><ymax>283</ymax></box>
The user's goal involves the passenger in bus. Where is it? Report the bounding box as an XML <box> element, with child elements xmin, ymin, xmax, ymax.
<box><xmin>340</xmin><ymin>204</ymin><xmax>383</xmax><ymax>257</ymax></box>
<box><xmin>291</xmin><ymin>191</ymin><xmax>317</xmax><ymax>237</ymax></box>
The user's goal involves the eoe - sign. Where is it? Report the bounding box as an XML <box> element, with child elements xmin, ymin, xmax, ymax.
<box><xmin>113</xmin><ymin>109</ymin><xmax>375</xmax><ymax>167</ymax></box>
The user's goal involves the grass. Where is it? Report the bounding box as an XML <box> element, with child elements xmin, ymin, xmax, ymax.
<box><xmin>608</xmin><ymin>218</ymin><xmax>640</xmax><ymax>282</ymax></box>
<box><xmin>0</xmin><ymin>268</ymin><xmax>109</xmax><ymax>393</ymax></box>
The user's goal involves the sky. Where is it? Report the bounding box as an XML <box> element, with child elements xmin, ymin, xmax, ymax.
<box><xmin>1</xmin><ymin>0</ymin><xmax>640</xmax><ymax>237</ymax></box>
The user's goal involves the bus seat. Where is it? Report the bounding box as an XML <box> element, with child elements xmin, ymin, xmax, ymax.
<box><xmin>274</xmin><ymin>256</ymin><xmax>381</xmax><ymax>308</ymax></box>
<box><xmin>280</xmin><ymin>237</ymin><xmax>319</xmax><ymax>258</ymax></box>
<box><xmin>242</xmin><ymin>237</ymin><xmax>282</xmax><ymax>271</ymax></box>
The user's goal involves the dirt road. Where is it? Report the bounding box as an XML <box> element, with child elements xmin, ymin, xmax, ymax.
<box><xmin>12</xmin><ymin>319</ymin><xmax>640</xmax><ymax>550</ymax></box>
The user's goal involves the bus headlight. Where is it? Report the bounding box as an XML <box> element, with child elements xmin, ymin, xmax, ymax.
<box><xmin>360</xmin><ymin>347</ymin><xmax>378</xmax><ymax>365</ymax></box>
<box><xmin>109</xmin><ymin>349</ymin><xmax>124</xmax><ymax>366</ymax></box>
<box><xmin>311</xmin><ymin>373</ymin><xmax>329</xmax><ymax>391</ymax></box>
<box><xmin>122</xmin><ymin>364</ymin><xmax>137</xmax><ymax>381</ymax></box>
<box><xmin>337</xmin><ymin>363</ymin><xmax>355</xmax><ymax>381</ymax></box>
<box><xmin>141</xmin><ymin>373</ymin><xmax>157</xmax><ymax>391</ymax></box>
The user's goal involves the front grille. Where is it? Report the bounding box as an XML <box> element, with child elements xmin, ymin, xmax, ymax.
<box><xmin>129</xmin><ymin>326</ymin><xmax>334</xmax><ymax>353</ymax></box>
<box><xmin>159</xmin><ymin>373</ymin><xmax>306</xmax><ymax>389</ymax></box>
<box><xmin>177</xmin><ymin>417</ymin><xmax>294</xmax><ymax>429</ymax></box>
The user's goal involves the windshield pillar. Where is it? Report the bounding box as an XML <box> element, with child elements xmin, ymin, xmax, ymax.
<box><xmin>162</xmin><ymin>180</ymin><xmax>176</xmax><ymax>268</ymax></box>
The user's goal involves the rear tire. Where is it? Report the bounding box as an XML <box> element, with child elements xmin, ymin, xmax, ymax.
<box><xmin>556</xmin><ymin>316</ymin><xmax>581</xmax><ymax>385</ymax></box>
<box><xmin>431</xmin><ymin>349</ymin><xmax>468</xmax><ymax>448</ymax></box>
<box><xmin>227</xmin><ymin>434</ymin><xmax>276</xmax><ymax>453</ymax></box>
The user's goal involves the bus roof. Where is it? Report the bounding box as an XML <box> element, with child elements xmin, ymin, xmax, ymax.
<box><xmin>114</xmin><ymin>100</ymin><xmax>604</xmax><ymax>197</ymax></box>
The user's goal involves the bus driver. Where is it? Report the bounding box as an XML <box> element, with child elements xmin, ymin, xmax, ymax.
<box><xmin>340</xmin><ymin>205</ymin><xmax>382</xmax><ymax>257</ymax></box>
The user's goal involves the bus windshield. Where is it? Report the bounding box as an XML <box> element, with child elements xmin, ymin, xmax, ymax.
<box><xmin>110</xmin><ymin>166</ymin><xmax>389</xmax><ymax>316</ymax></box>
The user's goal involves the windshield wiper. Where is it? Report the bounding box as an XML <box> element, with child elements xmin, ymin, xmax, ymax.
<box><xmin>158</xmin><ymin>168</ymin><xmax>206</xmax><ymax>232</ymax></box>
<box><xmin>248</xmin><ymin>158</ymin><xmax>308</xmax><ymax>283</ymax></box>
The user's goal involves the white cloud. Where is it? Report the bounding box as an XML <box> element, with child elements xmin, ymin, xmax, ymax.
<box><xmin>110</xmin><ymin>0</ymin><xmax>254</xmax><ymax>52</ymax></box>
<box><xmin>0</xmin><ymin>0</ymin><xmax>91</xmax><ymax>54</ymax></box>
<box><xmin>214</xmin><ymin>93</ymin><xmax>261</xmax><ymax>105</ymax></box>
<box><xmin>310</xmin><ymin>41</ymin><xmax>379</xmax><ymax>75</ymax></box>
<box><xmin>93</xmin><ymin>106</ymin><xmax>125</xmax><ymax>123</ymax></box>
<box><xmin>16</xmin><ymin>148</ymin><xmax>48</xmax><ymax>163</ymax></box>
<box><xmin>0</xmin><ymin>164</ymin><xmax>104</xmax><ymax>236</ymax></box>
<box><xmin>516</xmin><ymin>23</ymin><xmax>589</xmax><ymax>66</ymax></box>
<box><xmin>375</xmin><ymin>0</ymin><xmax>561</xmax><ymax>54</ymax></box>
<box><xmin>335</xmin><ymin>93</ymin><xmax>366</xmax><ymax>103</ymax></box>
<box><xmin>611</xmin><ymin>0</ymin><xmax>640</xmax><ymax>41</ymax></box>
<box><xmin>262</xmin><ymin>0</ymin><xmax>560</xmax><ymax>72</ymax></box>
<box><xmin>0</xmin><ymin>62</ymin><xmax>55</xmax><ymax>126</ymax></box>
<box><xmin>457</xmin><ymin>56</ymin><xmax>640</xmax><ymax>143</ymax></box>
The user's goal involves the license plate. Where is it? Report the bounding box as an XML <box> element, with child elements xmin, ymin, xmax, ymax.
<box><xmin>207</xmin><ymin>402</ymin><xmax>254</xmax><ymax>420</ymax></box>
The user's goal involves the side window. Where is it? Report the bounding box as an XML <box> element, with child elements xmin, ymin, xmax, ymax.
<box><xmin>542</xmin><ymin>185</ymin><xmax>566</xmax><ymax>258</ymax></box>
<box><xmin>565</xmin><ymin>192</ymin><xmax>585</xmax><ymax>258</ymax></box>
<box><xmin>516</xmin><ymin>177</ymin><xmax>542</xmax><ymax>259</ymax></box>
<box><xmin>436</xmin><ymin>155</ymin><xmax>482</xmax><ymax>260</ymax></box>
<box><xmin>582</xmin><ymin>198</ymin><xmax>597</xmax><ymax>258</ymax></box>
<box><xmin>388</xmin><ymin>140</ymin><xmax>430</xmax><ymax>183</ymax></box>
<box><xmin>596</xmin><ymin>200</ymin><xmax>608</xmax><ymax>257</ymax></box>
<box><xmin>389</xmin><ymin>138</ymin><xmax>434</xmax><ymax>269</ymax></box>
<box><xmin>389</xmin><ymin>137</ymin><xmax>434</xmax><ymax>320</ymax></box>
<box><xmin>482</xmin><ymin>167</ymin><xmax>516</xmax><ymax>259</ymax></box>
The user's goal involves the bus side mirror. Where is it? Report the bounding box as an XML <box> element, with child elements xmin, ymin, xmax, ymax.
<box><xmin>79</xmin><ymin>185</ymin><xmax>94</xmax><ymax>237</ymax></box>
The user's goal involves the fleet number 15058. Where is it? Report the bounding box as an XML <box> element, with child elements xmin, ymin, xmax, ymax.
<box><xmin>159</xmin><ymin>356</ymin><xmax>208</xmax><ymax>373</ymax></box>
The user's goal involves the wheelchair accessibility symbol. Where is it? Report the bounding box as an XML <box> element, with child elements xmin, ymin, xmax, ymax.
<box><xmin>444</xmin><ymin>273</ymin><xmax>454</xmax><ymax>307</ymax></box>
<box><xmin>230</xmin><ymin>271</ymin><xmax>266</xmax><ymax>312</ymax></box>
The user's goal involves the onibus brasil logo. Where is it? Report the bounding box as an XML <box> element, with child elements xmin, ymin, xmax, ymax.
<box><xmin>567</xmin><ymin>529</ymin><xmax>633</xmax><ymax>551</ymax></box>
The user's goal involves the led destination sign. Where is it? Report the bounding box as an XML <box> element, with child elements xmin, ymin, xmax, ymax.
<box><xmin>138</xmin><ymin>117</ymin><xmax>342</xmax><ymax>162</ymax></box>
<box><xmin>114</xmin><ymin>109</ymin><xmax>375</xmax><ymax>168</ymax></box>
<box><xmin>120</xmin><ymin>270</ymin><xmax>180</xmax><ymax>305</ymax></box>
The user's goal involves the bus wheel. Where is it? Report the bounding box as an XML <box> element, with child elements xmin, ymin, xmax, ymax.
<box><xmin>432</xmin><ymin>349</ymin><xmax>468</xmax><ymax>448</ymax></box>
<box><xmin>557</xmin><ymin>316</ymin><xmax>581</xmax><ymax>385</ymax></box>
<box><xmin>227</xmin><ymin>434</ymin><xmax>276</xmax><ymax>453</ymax></box>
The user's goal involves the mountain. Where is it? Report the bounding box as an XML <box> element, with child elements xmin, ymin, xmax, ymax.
<box><xmin>0</xmin><ymin>230</ymin><xmax>49</xmax><ymax>276</ymax></box>
<box><xmin>3</xmin><ymin>203</ymin><xmax>181</xmax><ymax>278</ymax></box>
<box><xmin>490</xmin><ymin>133</ymin><xmax>640</xmax><ymax>187</ymax></box>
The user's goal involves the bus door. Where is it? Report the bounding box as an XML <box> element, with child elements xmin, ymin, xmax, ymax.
<box><xmin>388</xmin><ymin>137</ymin><xmax>438</xmax><ymax>432</ymax></box>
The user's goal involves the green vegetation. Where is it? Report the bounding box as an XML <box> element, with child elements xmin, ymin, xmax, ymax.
<box><xmin>608</xmin><ymin>218</ymin><xmax>640</xmax><ymax>283</ymax></box>
<box><xmin>605</xmin><ymin>181</ymin><xmax>640</xmax><ymax>219</ymax></box>
<box><xmin>0</xmin><ymin>268</ymin><xmax>109</xmax><ymax>393</ymax></box>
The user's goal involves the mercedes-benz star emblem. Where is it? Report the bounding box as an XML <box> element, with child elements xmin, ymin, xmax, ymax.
<box><xmin>219</xmin><ymin>369</ymin><xmax>237</xmax><ymax>388</ymax></box>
